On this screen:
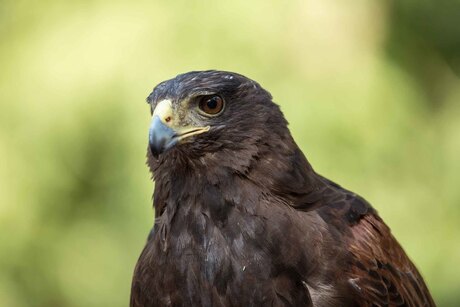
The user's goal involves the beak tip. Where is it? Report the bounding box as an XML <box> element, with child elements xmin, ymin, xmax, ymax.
<box><xmin>149</xmin><ymin>143</ymin><xmax>161</xmax><ymax>159</ymax></box>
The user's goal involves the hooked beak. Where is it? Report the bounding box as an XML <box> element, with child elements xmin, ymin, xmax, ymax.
<box><xmin>149</xmin><ymin>116</ymin><xmax>177</xmax><ymax>157</ymax></box>
<box><xmin>148</xmin><ymin>100</ymin><xmax>210</xmax><ymax>157</ymax></box>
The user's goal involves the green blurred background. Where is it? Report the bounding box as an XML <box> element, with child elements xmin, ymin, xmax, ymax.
<box><xmin>1</xmin><ymin>0</ymin><xmax>459</xmax><ymax>306</ymax></box>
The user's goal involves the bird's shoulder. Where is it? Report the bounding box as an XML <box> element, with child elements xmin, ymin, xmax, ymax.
<box><xmin>314</xmin><ymin>176</ymin><xmax>375</xmax><ymax>226</ymax></box>
<box><xmin>285</xmin><ymin>171</ymin><xmax>375</xmax><ymax>228</ymax></box>
<box><xmin>304</xmin><ymin>178</ymin><xmax>435</xmax><ymax>307</ymax></box>
<box><xmin>343</xmin><ymin>212</ymin><xmax>436</xmax><ymax>306</ymax></box>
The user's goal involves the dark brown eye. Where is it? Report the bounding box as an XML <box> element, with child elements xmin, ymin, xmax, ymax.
<box><xmin>199</xmin><ymin>95</ymin><xmax>224</xmax><ymax>115</ymax></box>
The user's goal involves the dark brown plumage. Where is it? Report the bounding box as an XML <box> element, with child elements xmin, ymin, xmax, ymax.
<box><xmin>131</xmin><ymin>70</ymin><xmax>435</xmax><ymax>306</ymax></box>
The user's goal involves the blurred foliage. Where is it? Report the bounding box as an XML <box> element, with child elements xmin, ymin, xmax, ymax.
<box><xmin>386</xmin><ymin>0</ymin><xmax>460</xmax><ymax>108</ymax></box>
<box><xmin>0</xmin><ymin>0</ymin><xmax>459</xmax><ymax>306</ymax></box>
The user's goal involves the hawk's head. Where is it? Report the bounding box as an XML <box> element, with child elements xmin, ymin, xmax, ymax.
<box><xmin>146</xmin><ymin>70</ymin><xmax>293</xmax><ymax>175</ymax></box>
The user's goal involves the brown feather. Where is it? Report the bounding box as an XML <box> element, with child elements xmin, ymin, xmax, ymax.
<box><xmin>345</xmin><ymin>214</ymin><xmax>435</xmax><ymax>306</ymax></box>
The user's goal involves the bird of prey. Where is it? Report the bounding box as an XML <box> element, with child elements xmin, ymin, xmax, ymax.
<box><xmin>131</xmin><ymin>70</ymin><xmax>435</xmax><ymax>307</ymax></box>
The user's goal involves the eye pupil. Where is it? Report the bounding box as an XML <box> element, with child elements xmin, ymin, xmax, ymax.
<box><xmin>207</xmin><ymin>98</ymin><xmax>218</xmax><ymax>109</ymax></box>
<box><xmin>199</xmin><ymin>95</ymin><xmax>224</xmax><ymax>115</ymax></box>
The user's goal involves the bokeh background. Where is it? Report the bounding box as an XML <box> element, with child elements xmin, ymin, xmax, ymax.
<box><xmin>1</xmin><ymin>0</ymin><xmax>459</xmax><ymax>306</ymax></box>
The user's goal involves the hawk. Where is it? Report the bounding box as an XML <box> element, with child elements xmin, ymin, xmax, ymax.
<box><xmin>130</xmin><ymin>70</ymin><xmax>435</xmax><ymax>306</ymax></box>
